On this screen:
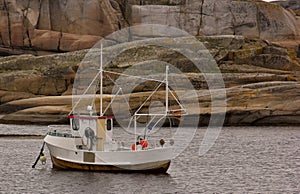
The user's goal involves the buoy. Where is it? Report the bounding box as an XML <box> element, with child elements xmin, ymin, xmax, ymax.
<box><xmin>131</xmin><ymin>143</ymin><xmax>135</xmax><ymax>151</ymax></box>
<box><xmin>159</xmin><ymin>139</ymin><xmax>165</xmax><ymax>147</ymax></box>
<box><xmin>140</xmin><ymin>140</ymin><xmax>148</xmax><ymax>149</ymax></box>
<box><xmin>131</xmin><ymin>144</ymin><xmax>142</xmax><ymax>151</ymax></box>
<box><xmin>39</xmin><ymin>155</ymin><xmax>46</xmax><ymax>165</ymax></box>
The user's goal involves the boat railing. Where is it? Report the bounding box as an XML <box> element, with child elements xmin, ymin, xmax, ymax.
<box><xmin>113</xmin><ymin>138</ymin><xmax>175</xmax><ymax>150</ymax></box>
<box><xmin>148</xmin><ymin>138</ymin><xmax>175</xmax><ymax>148</ymax></box>
<box><xmin>48</xmin><ymin>131</ymin><xmax>81</xmax><ymax>138</ymax></box>
<box><xmin>48</xmin><ymin>125</ymin><xmax>69</xmax><ymax>130</ymax></box>
<box><xmin>47</xmin><ymin>125</ymin><xmax>81</xmax><ymax>138</ymax></box>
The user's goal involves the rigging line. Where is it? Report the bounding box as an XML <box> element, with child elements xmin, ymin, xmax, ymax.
<box><xmin>103</xmin><ymin>70</ymin><xmax>165</xmax><ymax>83</ymax></box>
<box><xmin>105</xmin><ymin>72</ymin><xmax>166</xmax><ymax>131</ymax></box>
<box><xmin>126</xmin><ymin>80</ymin><xmax>164</xmax><ymax>131</ymax></box>
<box><xmin>105</xmin><ymin>74</ymin><xmax>133</xmax><ymax>130</ymax></box>
<box><xmin>144</xmin><ymin>114</ymin><xmax>159</xmax><ymax>139</ymax></box>
<box><xmin>134</xmin><ymin>80</ymin><xmax>165</xmax><ymax>115</ymax></box>
<box><xmin>169</xmin><ymin>89</ymin><xmax>186</xmax><ymax>112</ymax></box>
<box><xmin>146</xmin><ymin>114</ymin><xmax>158</xmax><ymax>128</ymax></box>
<box><xmin>105</xmin><ymin>74</ymin><xmax>131</xmax><ymax>110</ymax></box>
<box><xmin>127</xmin><ymin>111</ymin><xmax>144</xmax><ymax>132</ymax></box>
<box><xmin>150</xmin><ymin>115</ymin><xmax>166</xmax><ymax>130</ymax></box>
<box><xmin>69</xmin><ymin>70</ymin><xmax>101</xmax><ymax>115</ymax></box>
<box><xmin>127</xmin><ymin>116</ymin><xmax>134</xmax><ymax>131</ymax></box>
<box><xmin>102</xmin><ymin>88</ymin><xmax>122</xmax><ymax>115</ymax></box>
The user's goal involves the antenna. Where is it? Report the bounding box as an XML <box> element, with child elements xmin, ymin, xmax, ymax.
<box><xmin>100</xmin><ymin>43</ymin><xmax>103</xmax><ymax>116</ymax></box>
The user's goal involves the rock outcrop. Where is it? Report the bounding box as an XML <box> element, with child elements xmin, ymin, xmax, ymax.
<box><xmin>1</xmin><ymin>35</ymin><xmax>300</xmax><ymax>125</ymax></box>
<box><xmin>0</xmin><ymin>0</ymin><xmax>124</xmax><ymax>55</ymax></box>
<box><xmin>130</xmin><ymin>0</ymin><xmax>300</xmax><ymax>41</ymax></box>
<box><xmin>0</xmin><ymin>0</ymin><xmax>299</xmax><ymax>55</ymax></box>
<box><xmin>0</xmin><ymin>0</ymin><xmax>300</xmax><ymax>125</ymax></box>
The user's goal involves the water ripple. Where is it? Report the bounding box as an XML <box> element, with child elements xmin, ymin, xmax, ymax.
<box><xmin>0</xmin><ymin>126</ymin><xmax>299</xmax><ymax>193</ymax></box>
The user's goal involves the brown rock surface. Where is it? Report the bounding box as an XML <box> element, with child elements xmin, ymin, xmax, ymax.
<box><xmin>0</xmin><ymin>0</ymin><xmax>299</xmax><ymax>55</ymax></box>
<box><xmin>0</xmin><ymin>0</ymin><xmax>123</xmax><ymax>54</ymax></box>
<box><xmin>129</xmin><ymin>0</ymin><xmax>300</xmax><ymax>41</ymax></box>
<box><xmin>0</xmin><ymin>0</ymin><xmax>300</xmax><ymax>125</ymax></box>
<box><xmin>0</xmin><ymin>36</ymin><xmax>300</xmax><ymax>125</ymax></box>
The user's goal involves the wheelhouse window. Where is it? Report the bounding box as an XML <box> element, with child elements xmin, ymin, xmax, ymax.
<box><xmin>106</xmin><ymin>119</ymin><xmax>112</xmax><ymax>131</ymax></box>
<box><xmin>72</xmin><ymin>118</ymin><xmax>80</xmax><ymax>130</ymax></box>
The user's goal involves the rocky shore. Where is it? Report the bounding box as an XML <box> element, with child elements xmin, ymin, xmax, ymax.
<box><xmin>0</xmin><ymin>0</ymin><xmax>300</xmax><ymax>125</ymax></box>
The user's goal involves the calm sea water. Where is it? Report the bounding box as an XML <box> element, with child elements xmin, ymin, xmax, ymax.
<box><xmin>0</xmin><ymin>124</ymin><xmax>299</xmax><ymax>193</ymax></box>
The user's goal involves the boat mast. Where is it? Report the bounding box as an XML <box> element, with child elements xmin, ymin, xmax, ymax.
<box><xmin>165</xmin><ymin>65</ymin><xmax>169</xmax><ymax>115</ymax></box>
<box><xmin>100</xmin><ymin>44</ymin><xmax>103</xmax><ymax>116</ymax></box>
<box><xmin>134</xmin><ymin>114</ymin><xmax>137</xmax><ymax>150</ymax></box>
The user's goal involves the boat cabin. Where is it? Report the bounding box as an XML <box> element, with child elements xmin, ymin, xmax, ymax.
<box><xmin>68</xmin><ymin>115</ymin><xmax>114</xmax><ymax>151</ymax></box>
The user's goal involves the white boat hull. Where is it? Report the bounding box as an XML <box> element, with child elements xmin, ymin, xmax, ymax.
<box><xmin>50</xmin><ymin>156</ymin><xmax>171</xmax><ymax>172</ymax></box>
<box><xmin>44</xmin><ymin>135</ymin><xmax>173</xmax><ymax>173</ymax></box>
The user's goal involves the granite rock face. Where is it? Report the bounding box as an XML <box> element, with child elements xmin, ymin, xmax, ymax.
<box><xmin>0</xmin><ymin>0</ymin><xmax>299</xmax><ymax>55</ymax></box>
<box><xmin>129</xmin><ymin>0</ymin><xmax>300</xmax><ymax>41</ymax></box>
<box><xmin>0</xmin><ymin>0</ymin><xmax>123</xmax><ymax>55</ymax></box>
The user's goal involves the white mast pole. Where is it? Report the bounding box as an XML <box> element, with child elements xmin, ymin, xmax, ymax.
<box><xmin>134</xmin><ymin>114</ymin><xmax>137</xmax><ymax>151</ymax></box>
<box><xmin>165</xmin><ymin>65</ymin><xmax>169</xmax><ymax>115</ymax></box>
<box><xmin>100</xmin><ymin>43</ymin><xmax>103</xmax><ymax>116</ymax></box>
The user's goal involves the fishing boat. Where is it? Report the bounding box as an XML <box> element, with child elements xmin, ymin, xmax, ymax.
<box><xmin>39</xmin><ymin>46</ymin><xmax>186</xmax><ymax>173</ymax></box>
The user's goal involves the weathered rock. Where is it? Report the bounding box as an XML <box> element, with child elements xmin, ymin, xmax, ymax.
<box><xmin>0</xmin><ymin>95</ymin><xmax>113</xmax><ymax>124</ymax></box>
<box><xmin>0</xmin><ymin>36</ymin><xmax>300</xmax><ymax>125</ymax></box>
<box><xmin>0</xmin><ymin>90</ymin><xmax>36</xmax><ymax>104</ymax></box>
<box><xmin>0</xmin><ymin>51</ymin><xmax>84</xmax><ymax>101</ymax></box>
<box><xmin>0</xmin><ymin>0</ymin><xmax>122</xmax><ymax>54</ymax></box>
<box><xmin>263</xmin><ymin>46</ymin><xmax>288</xmax><ymax>55</ymax></box>
<box><xmin>29</xmin><ymin>29</ymin><xmax>102</xmax><ymax>52</ymax></box>
<box><xmin>0</xmin><ymin>106</ymin><xmax>70</xmax><ymax>125</ymax></box>
<box><xmin>0</xmin><ymin>96</ymin><xmax>73</xmax><ymax>114</ymax></box>
<box><xmin>230</xmin><ymin>1</ymin><xmax>259</xmax><ymax>38</ymax></box>
<box><xmin>249</xmin><ymin>54</ymin><xmax>300</xmax><ymax>71</ymax></box>
<box><xmin>257</xmin><ymin>2</ymin><xmax>299</xmax><ymax>40</ymax></box>
<box><xmin>272</xmin><ymin>0</ymin><xmax>300</xmax><ymax>11</ymax></box>
<box><xmin>223</xmin><ymin>82</ymin><xmax>300</xmax><ymax>125</ymax></box>
<box><xmin>0</xmin><ymin>0</ymin><xmax>299</xmax><ymax>55</ymax></box>
<box><xmin>130</xmin><ymin>0</ymin><xmax>300</xmax><ymax>41</ymax></box>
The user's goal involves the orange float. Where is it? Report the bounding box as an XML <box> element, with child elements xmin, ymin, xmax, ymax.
<box><xmin>140</xmin><ymin>140</ymin><xmax>148</xmax><ymax>149</ymax></box>
<box><xmin>131</xmin><ymin>144</ymin><xmax>136</xmax><ymax>151</ymax></box>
